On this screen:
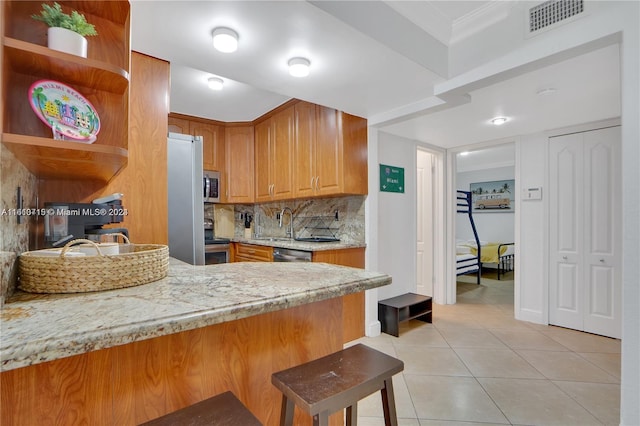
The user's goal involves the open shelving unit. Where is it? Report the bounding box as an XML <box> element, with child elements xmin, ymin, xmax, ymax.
<box><xmin>1</xmin><ymin>1</ymin><xmax>131</xmax><ymax>183</ymax></box>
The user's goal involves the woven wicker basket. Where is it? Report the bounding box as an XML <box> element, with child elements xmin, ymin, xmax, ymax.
<box><xmin>18</xmin><ymin>236</ymin><xmax>169</xmax><ymax>294</ymax></box>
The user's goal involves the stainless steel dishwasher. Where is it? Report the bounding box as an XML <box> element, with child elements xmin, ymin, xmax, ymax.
<box><xmin>273</xmin><ymin>247</ymin><xmax>312</xmax><ymax>262</ymax></box>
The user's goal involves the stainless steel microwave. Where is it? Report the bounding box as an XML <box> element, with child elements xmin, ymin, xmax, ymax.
<box><xmin>203</xmin><ymin>170</ymin><xmax>220</xmax><ymax>203</ymax></box>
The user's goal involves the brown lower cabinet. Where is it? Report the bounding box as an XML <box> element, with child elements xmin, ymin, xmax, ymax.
<box><xmin>231</xmin><ymin>244</ymin><xmax>366</xmax><ymax>343</ymax></box>
<box><xmin>0</xmin><ymin>298</ymin><xmax>344</xmax><ymax>426</ymax></box>
<box><xmin>233</xmin><ymin>243</ymin><xmax>274</xmax><ymax>262</ymax></box>
<box><xmin>313</xmin><ymin>248</ymin><xmax>366</xmax><ymax>343</ymax></box>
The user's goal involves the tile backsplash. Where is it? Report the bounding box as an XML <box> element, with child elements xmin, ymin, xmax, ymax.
<box><xmin>231</xmin><ymin>196</ymin><xmax>366</xmax><ymax>243</ymax></box>
<box><xmin>1</xmin><ymin>145</ymin><xmax>37</xmax><ymax>304</ymax></box>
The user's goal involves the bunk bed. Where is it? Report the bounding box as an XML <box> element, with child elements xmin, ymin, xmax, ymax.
<box><xmin>456</xmin><ymin>190</ymin><xmax>515</xmax><ymax>282</ymax></box>
<box><xmin>456</xmin><ymin>240</ymin><xmax>515</xmax><ymax>280</ymax></box>
<box><xmin>456</xmin><ymin>190</ymin><xmax>481</xmax><ymax>284</ymax></box>
<box><xmin>495</xmin><ymin>243</ymin><xmax>514</xmax><ymax>280</ymax></box>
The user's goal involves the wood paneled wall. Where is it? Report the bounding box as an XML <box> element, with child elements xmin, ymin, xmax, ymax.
<box><xmin>36</xmin><ymin>52</ymin><xmax>170</xmax><ymax>245</ymax></box>
<box><xmin>1</xmin><ymin>298</ymin><xmax>344</xmax><ymax>425</ymax></box>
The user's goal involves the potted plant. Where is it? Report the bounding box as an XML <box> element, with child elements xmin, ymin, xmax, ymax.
<box><xmin>31</xmin><ymin>2</ymin><xmax>98</xmax><ymax>58</ymax></box>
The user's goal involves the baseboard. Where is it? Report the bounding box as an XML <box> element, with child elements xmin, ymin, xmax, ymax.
<box><xmin>366</xmin><ymin>320</ymin><xmax>381</xmax><ymax>337</ymax></box>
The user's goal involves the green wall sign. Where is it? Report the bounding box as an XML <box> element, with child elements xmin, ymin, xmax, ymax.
<box><xmin>379</xmin><ymin>164</ymin><xmax>404</xmax><ymax>193</ymax></box>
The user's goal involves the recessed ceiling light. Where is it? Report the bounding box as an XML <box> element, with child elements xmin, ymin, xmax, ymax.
<box><xmin>208</xmin><ymin>77</ymin><xmax>224</xmax><ymax>90</ymax></box>
<box><xmin>459</xmin><ymin>151</ymin><xmax>470</xmax><ymax>156</ymax></box>
<box><xmin>212</xmin><ymin>27</ymin><xmax>238</xmax><ymax>53</ymax></box>
<box><xmin>491</xmin><ymin>117</ymin><xmax>508</xmax><ymax>126</ymax></box>
<box><xmin>288</xmin><ymin>57</ymin><xmax>311</xmax><ymax>77</ymax></box>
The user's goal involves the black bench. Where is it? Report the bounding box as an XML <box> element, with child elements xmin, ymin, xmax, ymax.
<box><xmin>378</xmin><ymin>293</ymin><xmax>432</xmax><ymax>337</ymax></box>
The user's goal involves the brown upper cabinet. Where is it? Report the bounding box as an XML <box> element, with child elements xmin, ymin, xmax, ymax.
<box><xmin>1</xmin><ymin>0</ymin><xmax>131</xmax><ymax>182</ymax></box>
<box><xmin>167</xmin><ymin>116</ymin><xmax>189</xmax><ymax>134</ymax></box>
<box><xmin>295</xmin><ymin>102</ymin><xmax>368</xmax><ymax>198</ymax></box>
<box><xmin>224</xmin><ymin>125</ymin><xmax>255</xmax><ymax>203</ymax></box>
<box><xmin>169</xmin><ymin>114</ymin><xmax>225</xmax><ymax>172</ymax></box>
<box><xmin>254</xmin><ymin>105</ymin><xmax>295</xmax><ymax>202</ymax></box>
<box><xmin>169</xmin><ymin>100</ymin><xmax>367</xmax><ymax>203</ymax></box>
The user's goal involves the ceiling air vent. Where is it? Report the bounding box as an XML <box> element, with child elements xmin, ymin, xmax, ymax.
<box><xmin>529</xmin><ymin>0</ymin><xmax>584</xmax><ymax>33</ymax></box>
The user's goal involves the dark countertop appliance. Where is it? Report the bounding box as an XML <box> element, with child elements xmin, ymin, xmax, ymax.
<box><xmin>44</xmin><ymin>201</ymin><xmax>128</xmax><ymax>247</ymax></box>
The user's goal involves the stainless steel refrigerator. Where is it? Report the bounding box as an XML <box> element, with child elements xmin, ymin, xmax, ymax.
<box><xmin>167</xmin><ymin>132</ymin><xmax>205</xmax><ymax>265</ymax></box>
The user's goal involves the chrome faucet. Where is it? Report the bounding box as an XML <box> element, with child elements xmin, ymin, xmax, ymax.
<box><xmin>279</xmin><ymin>207</ymin><xmax>294</xmax><ymax>239</ymax></box>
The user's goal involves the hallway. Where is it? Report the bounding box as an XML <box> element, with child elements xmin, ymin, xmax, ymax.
<box><xmin>350</xmin><ymin>276</ymin><xmax>621</xmax><ymax>425</ymax></box>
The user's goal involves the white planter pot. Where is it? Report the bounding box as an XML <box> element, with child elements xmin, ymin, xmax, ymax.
<box><xmin>47</xmin><ymin>27</ymin><xmax>87</xmax><ymax>58</ymax></box>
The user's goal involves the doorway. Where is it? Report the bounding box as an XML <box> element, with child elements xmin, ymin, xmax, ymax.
<box><xmin>416</xmin><ymin>147</ymin><xmax>445</xmax><ymax>302</ymax></box>
<box><xmin>454</xmin><ymin>143</ymin><xmax>516</xmax><ymax>298</ymax></box>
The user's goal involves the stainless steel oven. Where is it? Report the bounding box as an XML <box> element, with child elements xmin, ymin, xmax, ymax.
<box><xmin>205</xmin><ymin>241</ymin><xmax>230</xmax><ymax>264</ymax></box>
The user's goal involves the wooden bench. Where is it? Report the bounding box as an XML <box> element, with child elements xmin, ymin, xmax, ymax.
<box><xmin>378</xmin><ymin>293</ymin><xmax>432</xmax><ymax>337</ymax></box>
<box><xmin>271</xmin><ymin>344</ymin><xmax>404</xmax><ymax>426</ymax></box>
<box><xmin>139</xmin><ymin>391</ymin><xmax>262</xmax><ymax>426</ymax></box>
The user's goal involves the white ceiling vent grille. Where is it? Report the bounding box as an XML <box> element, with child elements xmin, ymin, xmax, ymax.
<box><xmin>529</xmin><ymin>0</ymin><xmax>584</xmax><ymax>33</ymax></box>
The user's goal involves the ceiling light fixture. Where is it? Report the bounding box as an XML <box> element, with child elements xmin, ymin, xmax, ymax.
<box><xmin>208</xmin><ymin>77</ymin><xmax>224</xmax><ymax>90</ymax></box>
<box><xmin>288</xmin><ymin>57</ymin><xmax>311</xmax><ymax>77</ymax></box>
<box><xmin>459</xmin><ymin>151</ymin><xmax>470</xmax><ymax>156</ymax></box>
<box><xmin>491</xmin><ymin>117</ymin><xmax>508</xmax><ymax>126</ymax></box>
<box><xmin>212</xmin><ymin>27</ymin><xmax>238</xmax><ymax>53</ymax></box>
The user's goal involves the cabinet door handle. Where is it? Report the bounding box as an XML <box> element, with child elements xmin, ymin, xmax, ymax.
<box><xmin>316</xmin><ymin>176</ymin><xmax>320</xmax><ymax>191</ymax></box>
<box><xmin>599</xmin><ymin>259</ymin><xmax>605</xmax><ymax>263</ymax></box>
<box><xmin>311</xmin><ymin>177</ymin><xmax>315</xmax><ymax>189</ymax></box>
<box><xmin>562</xmin><ymin>256</ymin><xmax>568</xmax><ymax>260</ymax></box>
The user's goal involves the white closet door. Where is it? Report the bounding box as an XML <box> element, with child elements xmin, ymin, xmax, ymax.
<box><xmin>583</xmin><ymin>127</ymin><xmax>621</xmax><ymax>338</ymax></box>
<box><xmin>549</xmin><ymin>133</ymin><xmax>584</xmax><ymax>331</ymax></box>
<box><xmin>549</xmin><ymin>127</ymin><xmax>621</xmax><ymax>338</ymax></box>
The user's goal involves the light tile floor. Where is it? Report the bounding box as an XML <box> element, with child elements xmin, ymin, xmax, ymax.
<box><xmin>349</xmin><ymin>275</ymin><xmax>621</xmax><ymax>426</ymax></box>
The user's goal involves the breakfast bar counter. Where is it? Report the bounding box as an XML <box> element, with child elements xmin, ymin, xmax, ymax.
<box><xmin>1</xmin><ymin>260</ymin><xmax>391</xmax><ymax>425</ymax></box>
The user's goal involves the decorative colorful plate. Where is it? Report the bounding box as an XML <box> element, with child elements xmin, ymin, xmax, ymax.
<box><xmin>28</xmin><ymin>79</ymin><xmax>100</xmax><ymax>143</ymax></box>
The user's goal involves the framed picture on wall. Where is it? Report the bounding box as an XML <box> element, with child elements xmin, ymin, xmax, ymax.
<box><xmin>470</xmin><ymin>179</ymin><xmax>515</xmax><ymax>213</ymax></box>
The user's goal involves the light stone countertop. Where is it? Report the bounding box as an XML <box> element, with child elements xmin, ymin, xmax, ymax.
<box><xmin>0</xmin><ymin>259</ymin><xmax>390</xmax><ymax>372</ymax></box>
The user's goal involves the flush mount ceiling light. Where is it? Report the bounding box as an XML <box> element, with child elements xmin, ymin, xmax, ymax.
<box><xmin>491</xmin><ymin>117</ymin><xmax>508</xmax><ymax>126</ymax></box>
<box><xmin>288</xmin><ymin>57</ymin><xmax>311</xmax><ymax>77</ymax></box>
<box><xmin>459</xmin><ymin>151</ymin><xmax>470</xmax><ymax>156</ymax></box>
<box><xmin>208</xmin><ymin>77</ymin><xmax>224</xmax><ymax>90</ymax></box>
<box><xmin>212</xmin><ymin>27</ymin><xmax>238</xmax><ymax>53</ymax></box>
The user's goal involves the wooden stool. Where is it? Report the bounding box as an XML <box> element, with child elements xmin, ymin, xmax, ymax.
<box><xmin>271</xmin><ymin>344</ymin><xmax>404</xmax><ymax>426</ymax></box>
<box><xmin>139</xmin><ymin>391</ymin><xmax>262</xmax><ymax>426</ymax></box>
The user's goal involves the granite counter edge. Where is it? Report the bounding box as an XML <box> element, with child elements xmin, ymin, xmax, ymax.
<box><xmin>1</xmin><ymin>275</ymin><xmax>390</xmax><ymax>372</ymax></box>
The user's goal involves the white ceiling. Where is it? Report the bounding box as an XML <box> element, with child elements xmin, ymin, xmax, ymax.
<box><xmin>382</xmin><ymin>44</ymin><xmax>621</xmax><ymax>148</ymax></box>
<box><xmin>130</xmin><ymin>1</ymin><xmax>621</xmax><ymax>149</ymax></box>
<box><xmin>456</xmin><ymin>144</ymin><xmax>515</xmax><ymax>173</ymax></box>
<box><xmin>130</xmin><ymin>0</ymin><xmax>445</xmax><ymax>122</ymax></box>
